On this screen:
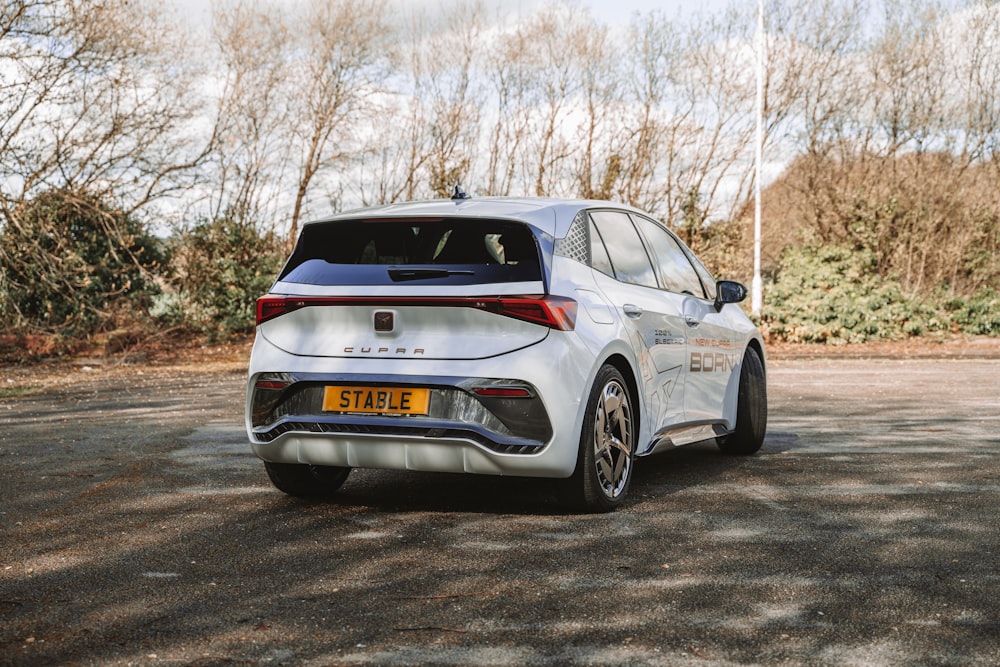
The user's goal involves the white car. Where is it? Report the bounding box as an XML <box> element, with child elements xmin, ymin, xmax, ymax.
<box><xmin>246</xmin><ymin>196</ymin><xmax>766</xmax><ymax>512</ymax></box>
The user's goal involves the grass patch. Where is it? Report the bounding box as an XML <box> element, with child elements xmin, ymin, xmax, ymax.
<box><xmin>0</xmin><ymin>384</ymin><xmax>39</xmax><ymax>400</ymax></box>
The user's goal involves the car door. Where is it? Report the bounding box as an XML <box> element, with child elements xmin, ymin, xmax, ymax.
<box><xmin>588</xmin><ymin>210</ymin><xmax>688</xmax><ymax>437</ymax></box>
<box><xmin>631</xmin><ymin>214</ymin><xmax>742</xmax><ymax>424</ymax></box>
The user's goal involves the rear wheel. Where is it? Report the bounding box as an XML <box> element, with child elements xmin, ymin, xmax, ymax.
<box><xmin>717</xmin><ymin>346</ymin><xmax>767</xmax><ymax>455</ymax></box>
<box><xmin>561</xmin><ymin>364</ymin><xmax>635</xmax><ymax>513</ymax></box>
<box><xmin>264</xmin><ymin>462</ymin><xmax>351</xmax><ymax>498</ymax></box>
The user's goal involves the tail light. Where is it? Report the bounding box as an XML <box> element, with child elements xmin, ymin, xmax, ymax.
<box><xmin>255</xmin><ymin>294</ymin><xmax>577</xmax><ymax>330</ymax></box>
<box><xmin>492</xmin><ymin>296</ymin><xmax>577</xmax><ymax>330</ymax></box>
<box><xmin>256</xmin><ymin>296</ymin><xmax>308</xmax><ymax>325</ymax></box>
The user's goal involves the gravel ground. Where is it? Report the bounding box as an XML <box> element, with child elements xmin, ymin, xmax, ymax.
<box><xmin>1</xmin><ymin>352</ymin><xmax>998</xmax><ymax>666</ymax></box>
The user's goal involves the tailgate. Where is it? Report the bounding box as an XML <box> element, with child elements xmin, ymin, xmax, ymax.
<box><xmin>258</xmin><ymin>294</ymin><xmax>553</xmax><ymax>360</ymax></box>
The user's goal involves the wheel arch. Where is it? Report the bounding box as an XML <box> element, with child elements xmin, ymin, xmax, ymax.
<box><xmin>745</xmin><ymin>337</ymin><xmax>766</xmax><ymax>375</ymax></box>
<box><xmin>600</xmin><ymin>352</ymin><xmax>641</xmax><ymax>435</ymax></box>
<box><xmin>717</xmin><ymin>337</ymin><xmax>768</xmax><ymax>455</ymax></box>
<box><xmin>559</xmin><ymin>356</ymin><xmax>640</xmax><ymax>512</ymax></box>
<box><xmin>717</xmin><ymin>337</ymin><xmax>766</xmax><ymax>432</ymax></box>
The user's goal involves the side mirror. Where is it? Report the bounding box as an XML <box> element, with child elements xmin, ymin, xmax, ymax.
<box><xmin>714</xmin><ymin>280</ymin><xmax>748</xmax><ymax>312</ymax></box>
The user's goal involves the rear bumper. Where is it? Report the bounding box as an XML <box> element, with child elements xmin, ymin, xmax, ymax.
<box><xmin>245</xmin><ymin>333</ymin><xmax>595</xmax><ymax>478</ymax></box>
<box><xmin>250</xmin><ymin>373</ymin><xmax>552</xmax><ymax>453</ymax></box>
<box><xmin>251</xmin><ymin>432</ymin><xmax>549</xmax><ymax>477</ymax></box>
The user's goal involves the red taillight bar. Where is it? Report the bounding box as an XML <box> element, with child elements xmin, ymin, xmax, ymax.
<box><xmin>473</xmin><ymin>387</ymin><xmax>533</xmax><ymax>398</ymax></box>
<box><xmin>256</xmin><ymin>297</ymin><xmax>299</xmax><ymax>325</ymax></box>
<box><xmin>254</xmin><ymin>380</ymin><xmax>289</xmax><ymax>390</ymax></box>
<box><xmin>255</xmin><ymin>294</ymin><xmax>577</xmax><ymax>330</ymax></box>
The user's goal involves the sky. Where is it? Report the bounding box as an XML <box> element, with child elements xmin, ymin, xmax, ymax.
<box><xmin>581</xmin><ymin>0</ymin><xmax>735</xmax><ymax>24</ymax></box>
<box><xmin>470</xmin><ymin>0</ymin><xmax>738</xmax><ymax>23</ymax></box>
<box><xmin>170</xmin><ymin>0</ymin><xmax>740</xmax><ymax>30</ymax></box>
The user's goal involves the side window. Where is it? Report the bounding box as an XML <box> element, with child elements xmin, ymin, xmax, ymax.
<box><xmin>588</xmin><ymin>218</ymin><xmax>614</xmax><ymax>276</ymax></box>
<box><xmin>589</xmin><ymin>210</ymin><xmax>658</xmax><ymax>289</ymax></box>
<box><xmin>631</xmin><ymin>215</ymin><xmax>706</xmax><ymax>298</ymax></box>
<box><xmin>686</xmin><ymin>250</ymin><xmax>717</xmax><ymax>301</ymax></box>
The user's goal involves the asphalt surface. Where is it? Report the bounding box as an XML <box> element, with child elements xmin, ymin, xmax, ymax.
<box><xmin>1</xmin><ymin>356</ymin><xmax>998</xmax><ymax>666</ymax></box>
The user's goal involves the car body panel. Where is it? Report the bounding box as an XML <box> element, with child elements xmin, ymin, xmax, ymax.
<box><xmin>684</xmin><ymin>299</ymin><xmax>755</xmax><ymax>426</ymax></box>
<box><xmin>247</xmin><ymin>329</ymin><xmax>595</xmax><ymax>477</ymax></box>
<box><xmin>258</xmin><ymin>297</ymin><xmax>550</xmax><ymax>360</ymax></box>
<box><xmin>589</xmin><ymin>269</ymin><xmax>688</xmax><ymax>440</ymax></box>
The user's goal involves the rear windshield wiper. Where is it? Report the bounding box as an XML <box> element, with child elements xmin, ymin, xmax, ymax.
<box><xmin>388</xmin><ymin>267</ymin><xmax>475</xmax><ymax>282</ymax></box>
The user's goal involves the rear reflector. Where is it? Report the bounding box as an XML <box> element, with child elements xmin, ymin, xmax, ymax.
<box><xmin>255</xmin><ymin>380</ymin><xmax>289</xmax><ymax>390</ymax></box>
<box><xmin>473</xmin><ymin>387</ymin><xmax>533</xmax><ymax>398</ymax></box>
<box><xmin>255</xmin><ymin>295</ymin><xmax>577</xmax><ymax>330</ymax></box>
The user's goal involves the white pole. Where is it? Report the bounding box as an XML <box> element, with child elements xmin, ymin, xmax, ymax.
<box><xmin>751</xmin><ymin>0</ymin><xmax>764</xmax><ymax>317</ymax></box>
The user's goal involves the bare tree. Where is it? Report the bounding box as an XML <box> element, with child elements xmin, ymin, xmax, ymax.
<box><xmin>960</xmin><ymin>2</ymin><xmax>1000</xmax><ymax>164</ymax></box>
<box><xmin>483</xmin><ymin>18</ymin><xmax>532</xmax><ymax>196</ymax></box>
<box><xmin>755</xmin><ymin>0</ymin><xmax>873</xmax><ymax>256</ymax></box>
<box><xmin>355</xmin><ymin>9</ymin><xmax>432</xmax><ymax>206</ymax></box>
<box><xmin>573</xmin><ymin>14</ymin><xmax>622</xmax><ymax>200</ymax></box>
<box><xmin>209</xmin><ymin>0</ymin><xmax>293</xmax><ymax>232</ymax></box>
<box><xmin>284</xmin><ymin>0</ymin><xmax>388</xmax><ymax>245</ymax></box>
<box><xmin>614</xmin><ymin>11</ymin><xmax>697</xmax><ymax>215</ymax></box>
<box><xmin>356</xmin><ymin>2</ymin><xmax>486</xmax><ymax>204</ymax></box>
<box><xmin>422</xmin><ymin>5</ymin><xmax>485</xmax><ymax>198</ymax></box>
<box><xmin>0</xmin><ymin>0</ymin><xmax>208</xmax><ymax>217</ymax></box>
<box><xmin>614</xmin><ymin>7</ymin><xmax>762</xmax><ymax>230</ymax></box>
<box><xmin>0</xmin><ymin>0</ymin><xmax>208</xmax><ymax>334</ymax></box>
<box><xmin>522</xmin><ymin>5</ymin><xmax>583</xmax><ymax>196</ymax></box>
<box><xmin>757</xmin><ymin>0</ymin><xmax>1000</xmax><ymax>295</ymax></box>
<box><xmin>482</xmin><ymin>4</ymin><xmax>611</xmax><ymax>197</ymax></box>
<box><xmin>208</xmin><ymin>0</ymin><xmax>389</xmax><ymax>242</ymax></box>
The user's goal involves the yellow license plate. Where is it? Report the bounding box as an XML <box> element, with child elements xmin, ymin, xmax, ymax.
<box><xmin>322</xmin><ymin>386</ymin><xmax>430</xmax><ymax>415</ymax></box>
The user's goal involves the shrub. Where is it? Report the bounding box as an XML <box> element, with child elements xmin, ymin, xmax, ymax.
<box><xmin>760</xmin><ymin>244</ymin><xmax>944</xmax><ymax>344</ymax></box>
<box><xmin>941</xmin><ymin>288</ymin><xmax>1000</xmax><ymax>336</ymax></box>
<box><xmin>0</xmin><ymin>188</ymin><xmax>165</xmax><ymax>338</ymax></box>
<box><xmin>168</xmin><ymin>216</ymin><xmax>285</xmax><ymax>338</ymax></box>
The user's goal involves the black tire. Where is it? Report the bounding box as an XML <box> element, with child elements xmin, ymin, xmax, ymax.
<box><xmin>263</xmin><ymin>462</ymin><xmax>351</xmax><ymax>498</ymax></box>
<box><xmin>560</xmin><ymin>364</ymin><xmax>636</xmax><ymax>513</ymax></box>
<box><xmin>717</xmin><ymin>346</ymin><xmax>767</xmax><ymax>455</ymax></box>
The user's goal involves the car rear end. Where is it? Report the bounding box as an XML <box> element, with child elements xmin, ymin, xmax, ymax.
<box><xmin>246</xmin><ymin>201</ymin><xmax>594</xmax><ymax>482</ymax></box>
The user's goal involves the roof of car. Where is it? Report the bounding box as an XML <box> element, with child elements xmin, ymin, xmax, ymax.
<box><xmin>309</xmin><ymin>197</ymin><xmax>649</xmax><ymax>238</ymax></box>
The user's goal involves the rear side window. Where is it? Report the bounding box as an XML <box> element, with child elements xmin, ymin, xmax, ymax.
<box><xmin>589</xmin><ymin>210</ymin><xmax>658</xmax><ymax>289</ymax></box>
<box><xmin>278</xmin><ymin>218</ymin><xmax>543</xmax><ymax>286</ymax></box>
<box><xmin>588</xmin><ymin>218</ymin><xmax>615</xmax><ymax>276</ymax></box>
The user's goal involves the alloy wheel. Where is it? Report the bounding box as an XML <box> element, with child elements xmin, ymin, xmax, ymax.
<box><xmin>592</xmin><ymin>379</ymin><xmax>633</xmax><ymax>499</ymax></box>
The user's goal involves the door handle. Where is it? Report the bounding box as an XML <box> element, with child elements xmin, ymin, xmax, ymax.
<box><xmin>684</xmin><ymin>315</ymin><xmax>700</xmax><ymax>327</ymax></box>
<box><xmin>623</xmin><ymin>304</ymin><xmax>643</xmax><ymax>319</ymax></box>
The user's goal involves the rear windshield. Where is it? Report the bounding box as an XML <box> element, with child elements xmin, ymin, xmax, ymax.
<box><xmin>278</xmin><ymin>218</ymin><xmax>543</xmax><ymax>286</ymax></box>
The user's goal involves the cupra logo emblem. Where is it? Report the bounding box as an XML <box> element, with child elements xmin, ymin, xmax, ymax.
<box><xmin>373</xmin><ymin>311</ymin><xmax>394</xmax><ymax>332</ymax></box>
